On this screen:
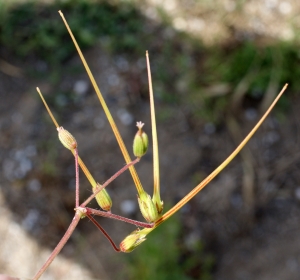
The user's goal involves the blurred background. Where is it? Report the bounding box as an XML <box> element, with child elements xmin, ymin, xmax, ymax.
<box><xmin>1</xmin><ymin>0</ymin><xmax>300</xmax><ymax>279</ymax></box>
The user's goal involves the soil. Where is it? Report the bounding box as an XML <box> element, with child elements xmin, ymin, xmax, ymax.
<box><xmin>1</xmin><ymin>1</ymin><xmax>300</xmax><ymax>279</ymax></box>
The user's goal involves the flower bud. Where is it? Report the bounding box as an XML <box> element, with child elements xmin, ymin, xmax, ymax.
<box><xmin>94</xmin><ymin>183</ymin><xmax>112</xmax><ymax>211</ymax></box>
<box><xmin>57</xmin><ymin>127</ymin><xmax>77</xmax><ymax>150</ymax></box>
<box><xmin>133</xmin><ymin>122</ymin><xmax>148</xmax><ymax>158</ymax></box>
<box><xmin>119</xmin><ymin>228</ymin><xmax>152</xmax><ymax>253</ymax></box>
<box><xmin>138</xmin><ymin>190</ymin><xmax>159</xmax><ymax>222</ymax></box>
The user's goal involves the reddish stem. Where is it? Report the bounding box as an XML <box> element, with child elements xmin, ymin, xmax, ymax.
<box><xmin>86</xmin><ymin>213</ymin><xmax>120</xmax><ymax>252</ymax></box>
<box><xmin>33</xmin><ymin>211</ymin><xmax>82</xmax><ymax>280</ymax></box>
<box><xmin>33</xmin><ymin>156</ymin><xmax>142</xmax><ymax>278</ymax></box>
<box><xmin>81</xmin><ymin>157</ymin><xmax>140</xmax><ymax>207</ymax></box>
<box><xmin>85</xmin><ymin>207</ymin><xmax>154</xmax><ymax>228</ymax></box>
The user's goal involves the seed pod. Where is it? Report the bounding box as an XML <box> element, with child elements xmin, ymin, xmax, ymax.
<box><xmin>133</xmin><ymin>122</ymin><xmax>148</xmax><ymax>158</ymax></box>
<box><xmin>138</xmin><ymin>190</ymin><xmax>159</xmax><ymax>222</ymax></box>
<box><xmin>119</xmin><ymin>228</ymin><xmax>152</xmax><ymax>253</ymax></box>
<box><xmin>57</xmin><ymin>127</ymin><xmax>77</xmax><ymax>150</ymax></box>
<box><xmin>94</xmin><ymin>183</ymin><xmax>112</xmax><ymax>211</ymax></box>
<box><xmin>152</xmin><ymin>196</ymin><xmax>164</xmax><ymax>215</ymax></box>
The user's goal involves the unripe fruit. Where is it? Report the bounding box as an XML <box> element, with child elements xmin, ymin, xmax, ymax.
<box><xmin>133</xmin><ymin>122</ymin><xmax>148</xmax><ymax>158</ymax></box>
<box><xmin>57</xmin><ymin>127</ymin><xmax>77</xmax><ymax>150</ymax></box>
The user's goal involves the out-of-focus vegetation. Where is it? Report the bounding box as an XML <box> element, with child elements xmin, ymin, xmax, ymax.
<box><xmin>1</xmin><ymin>0</ymin><xmax>299</xmax><ymax>124</ymax></box>
<box><xmin>0</xmin><ymin>0</ymin><xmax>147</xmax><ymax>63</ymax></box>
<box><xmin>121</xmin><ymin>215</ymin><xmax>214</xmax><ymax>280</ymax></box>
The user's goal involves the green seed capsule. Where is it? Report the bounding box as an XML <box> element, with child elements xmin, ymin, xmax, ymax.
<box><xmin>138</xmin><ymin>190</ymin><xmax>159</xmax><ymax>222</ymax></box>
<box><xmin>94</xmin><ymin>183</ymin><xmax>112</xmax><ymax>211</ymax></box>
<box><xmin>119</xmin><ymin>228</ymin><xmax>152</xmax><ymax>253</ymax></box>
<box><xmin>57</xmin><ymin>127</ymin><xmax>77</xmax><ymax>150</ymax></box>
<box><xmin>133</xmin><ymin>122</ymin><xmax>148</xmax><ymax>158</ymax></box>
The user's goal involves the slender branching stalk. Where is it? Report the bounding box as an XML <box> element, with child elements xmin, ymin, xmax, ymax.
<box><xmin>33</xmin><ymin>210</ymin><xmax>83</xmax><ymax>280</ymax></box>
<box><xmin>34</xmin><ymin>89</ymin><xmax>153</xmax><ymax>278</ymax></box>
<box><xmin>84</xmin><ymin>208</ymin><xmax>154</xmax><ymax>228</ymax></box>
<box><xmin>86</xmin><ymin>213</ymin><xmax>121</xmax><ymax>252</ymax></box>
